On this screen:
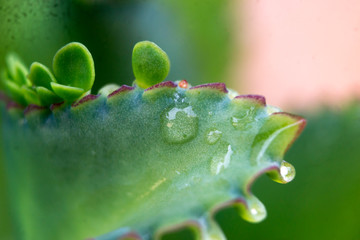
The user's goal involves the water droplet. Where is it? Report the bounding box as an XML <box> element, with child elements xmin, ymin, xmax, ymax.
<box><xmin>210</xmin><ymin>144</ymin><xmax>233</xmax><ymax>175</ymax></box>
<box><xmin>280</xmin><ymin>160</ymin><xmax>295</xmax><ymax>183</ymax></box>
<box><xmin>268</xmin><ymin>160</ymin><xmax>296</xmax><ymax>184</ymax></box>
<box><xmin>206</xmin><ymin>129</ymin><xmax>222</xmax><ymax>145</ymax></box>
<box><xmin>231</xmin><ymin>107</ymin><xmax>255</xmax><ymax>130</ymax></box>
<box><xmin>162</xmin><ymin>106</ymin><xmax>198</xmax><ymax>143</ymax></box>
<box><xmin>241</xmin><ymin>195</ymin><xmax>267</xmax><ymax>223</ymax></box>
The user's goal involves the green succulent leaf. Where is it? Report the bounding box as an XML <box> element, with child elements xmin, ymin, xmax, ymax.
<box><xmin>36</xmin><ymin>86</ymin><xmax>63</xmax><ymax>106</ymax></box>
<box><xmin>132</xmin><ymin>41</ymin><xmax>170</xmax><ymax>89</ymax></box>
<box><xmin>53</xmin><ymin>42</ymin><xmax>95</xmax><ymax>91</ymax></box>
<box><xmin>28</xmin><ymin>62</ymin><xmax>57</xmax><ymax>90</ymax></box>
<box><xmin>50</xmin><ymin>82</ymin><xmax>85</xmax><ymax>102</ymax></box>
<box><xmin>3</xmin><ymin>79</ymin><xmax>27</xmax><ymax>106</ymax></box>
<box><xmin>0</xmin><ymin>69</ymin><xmax>10</xmax><ymax>89</ymax></box>
<box><xmin>1</xmin><ymin>81</ymin><xmax>305</xmax><ymax>240</ymax></box>
<box><xmin>5</xmin><ymin>53</ymin><xmax>30</xmax><ymax>86</ymax></box>
<box><xmin>98</xmin><ymin>84</ymin><xmax>121</xmax><ymax>97</ymax></box>
<box><xmin>251</xmin><ymin>112</ymin><xmax>306</xmax><ymax>164</ymax></box>
<box><xmin>216</xmin><ymin>104</ymin><xmax>360</xmax><ymax>240</ymax></box>
<box><xmin>21</xmin><ymin>86</ymin><xmax>41</xmax><ymax>106</ymax></box>
<box><xmin>0</xmin><ymin>42</ymin><xmax>305</xmax><ymax>240</ymax></box>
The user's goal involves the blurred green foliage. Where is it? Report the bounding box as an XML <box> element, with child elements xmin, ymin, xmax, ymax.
<box><xmin>0</xmin><ymin>0</ymin><xmax>233</xmax><ymax>91</ymax></box>
<box><xmin>216</xmin><ymin>103</ymin><xmax>360</xmax><ymax>240</ymax></box>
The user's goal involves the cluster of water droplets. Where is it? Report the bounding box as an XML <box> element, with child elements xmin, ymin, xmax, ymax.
<box><xmin>158</xmin><ymin>86</ymin><xmax>297</xmax><ymax>237</ymax></box>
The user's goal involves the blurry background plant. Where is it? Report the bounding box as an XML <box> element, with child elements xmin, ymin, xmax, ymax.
<box><xmin>0</xmin><ymin>0</ymin><xmax>234</xmax><ymax>90</ymax></box>
<box><xmin>1</xmin><ymin>0</ymin><xmax>360</xmax><ymax>239</ymax></box>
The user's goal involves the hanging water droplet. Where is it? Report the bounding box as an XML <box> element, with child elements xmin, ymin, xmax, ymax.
<box><xmin>161</xmin><ymin>106</ymin><xmax>198</xmax><ymax>143</ymax></box>
<box><xmin>206</xmin><ymin>129</ymin><xmax>222</xmax><ymax>145</ymax></box>
<box><xmin>231</xmin><ymin>107</ymin><xmax>255</xmax><ymax>130</ymax></box>
<box><xmin>280</xmin><ymin>160</ymin><xmax>295</xmax><ymax>183</ymax></box>
<box><xmin>210</xmin><ymin>144</ymin><xmax>233</xmax><ymax>175</ymax></box>
<box><xmin>241</xmin><ymin>195</ymin><xmax>267</xmax><ymax>223</ymax></box>
<box><xmin>267</xmin><ymin>160</ymin><xmax>296</xmax><ymax>184</ymax></box>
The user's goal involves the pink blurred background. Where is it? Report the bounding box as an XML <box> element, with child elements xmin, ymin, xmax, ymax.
<box><xmin>232</xmin><ymin>0</ymin><xmax>360</xmax><ymax>110</ymax></box>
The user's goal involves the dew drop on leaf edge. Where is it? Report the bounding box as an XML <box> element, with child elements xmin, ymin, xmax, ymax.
<box><xmin>280</xmin><ymin>160</ymin><xmax>295</xmax><ymax>183</ymax></box>
<box><xmin>242</xmin><ymin>195</ymin><xmax>267</xmax><ymax>223</ymax></box>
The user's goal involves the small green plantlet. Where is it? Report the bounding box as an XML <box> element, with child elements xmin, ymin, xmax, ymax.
<box><xmin>28</xmin><ymin>62</ymin><xmax>57</xmax><ymax>89</ymax></box>
<box><xmin>51</xmin><ymin>42</ymin><xmax>95</xmax><ymax>102</ymax></box>
<box><xmin>35</xmin><ymin>86</ymin><xmax>62</xmax><ymax>106</ymax></box>
<box><xmin>132</xmin><ymin>41</ymin><xmax>170</xmax><ymax>89</ymax></box>
<box><xmin>0</xmin><ymin>41</ymin><xmax>305</xmax><ymax>240</ymax></box>
<box><xmin>28</xmin><ymin>62</ymin><xmax>61</xmax><ymax>106</ymax></box>
<box><xmin>97</xmin><ymin>84</ymin><xmax>121</xmax><ymax>97</ymax></box>
<box><xmin>1</xmin><ymin>42</ymin><xmax>95</xmax><ymax>107</ymax></box>
<box><xmin>2</xmin><ymin>79</ymin><xmax>27</xmax><ymax>106</ymax></box>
